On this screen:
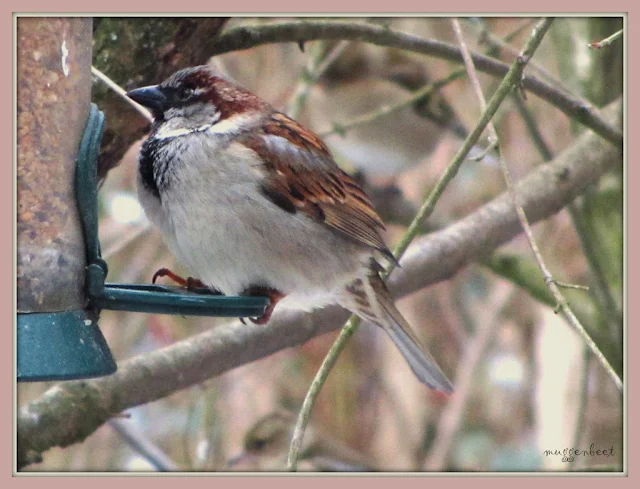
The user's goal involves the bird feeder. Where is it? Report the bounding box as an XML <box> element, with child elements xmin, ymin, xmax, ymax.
<box><xmin>17</xmin><ymin>18</ymin><xmax>268</xmax><ymax>382</ymax></box>
<box><xmin>17</xmin><ymin>18</ymin><xmax>116</xmax><ymax>381</ymax></box>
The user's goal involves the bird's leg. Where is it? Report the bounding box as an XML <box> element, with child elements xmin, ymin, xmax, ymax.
<box><xmin>241</xmin><ymin>286</ymin><xmax>285</xmax><ymax>325</ymax></box>
<box><xmin>152</xmin><ymin>267</ymin><xmax>206</xmax><ymax>290</ymax></box>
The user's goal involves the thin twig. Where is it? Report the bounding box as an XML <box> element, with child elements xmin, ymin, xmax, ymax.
<box><xmin>569</xmin><ymin>348</ymin><xmax>591</xmax><ymax>470</ymax></box>
<box><xmin>452</xmin><ymin>17</ymin><xmax>621</xmax><ymax>391</ymax></box>
<box><xmin>91</xmin><ymin>66</ymin><xmax>153</xmax><ymax>122</ymax></box>
<box><xmin>286</xmin><ymin>41</ymin><xmax>327</xmax><ymax>119</ymax></box>
<box><xmin>315</xmin><ymin>41</ymin><xmax>350</xmax><ymax>79</ymax></box>
<box><xmin>573</xmin><ymin>202</ymin><xmax>624</xmax><ymax>345</ymax></box>
<box><xmin>513</xmin><ymin>92</ymin><xmax>622</xmax><ymax>349</ymax></box>
<box><xmin>452</xmin><ymin>18</ymin><xmax>495</xmax><ymax>149</ymax></box>
<box><xmin>424</xmin><ymin>282</ymin><xmax>513</xmax><ymax>470</ymax></box>
<box><xmin>588</xmin><ymin>29</ymin><xmax>623</xmax><ymax>49</ymax></box>
<box><xmin>286</xmin><ymin>40</ymin><xmax>350</xmax><ymax>119</ymax></box>
<box><xmin>503</xmin><ymin>18</ymin><xmax>541</xmax><ymax>43</ymax></box>
<box><xmin>471</xmin><ymin>18</ymin><xmax>574</xmax><ymax>96</ymax></box>
<box><xmin>318</xmin><ymin>69</ymin><xmax>466</xmax><ymax>139</ymax></box>
<box><xmin>181</xmin><ymin>397</ymin><xmax>200</xmax><ymax>469</ymax></box>
<box><xmin>201</xmin><ymin>384</ymin><xmax>224</xmax><ymax>470</ymax></box>
<box><xmin>512</xmin><ymin>92</ymin><xmax>553</xmax><ymax>159</ymax></box>
<box><xmin>108</xmin><ymin>419</ymin><xmax>180</xmax><ymax>471</ymax></box>
<box><xmin>452</xmin><ymin>18</ymin><xmax>494</xmax><ymax>137</ymax></box>
<box><xmin>553</xmin><ymin>281</ymin><xmax>590</xmax><ymax>291</ymax></box>
<box><xmin>286</xmin><ymin>315</ymin><xmax>361</xmax><ymax>470</ymax></box>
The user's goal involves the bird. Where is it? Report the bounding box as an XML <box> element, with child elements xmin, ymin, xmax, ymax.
<box><xmin>226</xmin><ymin>410</ymin><xmax>377</xmax><ymax>472</ymax></box>
<box><xmin>126</xmin><ymin>64</ymin><xmax>453</xmax><ymax>393</ymax></box>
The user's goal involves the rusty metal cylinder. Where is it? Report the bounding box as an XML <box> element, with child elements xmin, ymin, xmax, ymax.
<box><xmin>17</xmin><ymin>18</ymin><xmax>92</xmax><ymax>312</ymax></box>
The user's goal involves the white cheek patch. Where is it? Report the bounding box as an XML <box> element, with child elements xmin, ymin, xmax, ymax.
<box><xmin>154</xmin><ymin>112</ymin><xmax>222</xmax><ymax>140</ymax></box>
<box><xmin>206</xmin><ymin>113</ymin><xmax>253</xmax><ymax>135</ymax></box>
<box><xmin>154</xmin><ymin>127</ymin><xmax>203</xmax><ymax>139</ymax></box>
<box><xmin>153</xmin><ymin>112</ymin><xmax>253</xmax><ymax>140</ymax></box>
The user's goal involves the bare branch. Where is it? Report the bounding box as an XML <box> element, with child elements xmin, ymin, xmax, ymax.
<box><xmin>91</xmin><ymin>66</ymin><xmax>152</xmax><ymax>122</ymax></box>
<box><xmin>210</xmin><ymin>20</ymin><xmax>622</xmax><ymax>147</ymax></box>
<box><xmin>453</xmin><ymin>17</ymin><xmax>621</xmax><ymax>391</ymax></box>
<box><xmin>588</xmin><ymin>29</ymin><xmax>623</xmax><ymax>49</ymax></box>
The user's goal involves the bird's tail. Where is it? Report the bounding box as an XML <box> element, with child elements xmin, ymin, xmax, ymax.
<box><xmin>345</xmin><ymin>272</ymin><xmax>453</xmax><ymax>393</ymax></box>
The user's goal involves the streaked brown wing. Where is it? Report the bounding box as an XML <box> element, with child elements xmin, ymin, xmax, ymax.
<box><xmin>239</xmin><ymin>111</ymin><xmax>394</xmax><ymax>261</ymax></box>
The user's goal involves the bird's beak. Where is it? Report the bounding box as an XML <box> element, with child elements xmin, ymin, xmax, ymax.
<box><xmin>126</xmin><ymin>85</ymin><xmax>168</xmax><ymax>114</ymax></box>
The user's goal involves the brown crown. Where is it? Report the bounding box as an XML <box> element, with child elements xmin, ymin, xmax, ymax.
<box><xmin>164</xmin><ymin>65</ymin><xmax>270</xmax><ymax>119</ymax></box>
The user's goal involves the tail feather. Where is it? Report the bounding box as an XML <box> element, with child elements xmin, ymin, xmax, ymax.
<box><xmin>349</xmin><ymin>272</ymin><xmax>454</xmax><ymax>393</ymax></box>
<box><xmin>381</xmin><ymin>310</ymin><xmax>453</xmax><ymax>393</ymax></box>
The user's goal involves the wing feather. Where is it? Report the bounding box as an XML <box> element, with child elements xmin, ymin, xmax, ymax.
<box><xmin>239</xmin><ymin>111</ymin><xmax>395</xmax><ymax>262</ymax></box>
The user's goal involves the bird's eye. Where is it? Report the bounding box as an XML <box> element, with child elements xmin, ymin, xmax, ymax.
<box><xmin>176</xmin><ymin>87</ymin><xmax>194</xmax><ymax>101</ymax></box>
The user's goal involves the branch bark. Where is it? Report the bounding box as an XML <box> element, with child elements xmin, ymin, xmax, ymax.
<box><xmin>17</xmin><ymin>98</ymin><xmax>622</xmax><ymax>469</ymax></box>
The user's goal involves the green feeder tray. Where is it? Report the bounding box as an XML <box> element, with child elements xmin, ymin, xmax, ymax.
<box><xmin>17</xmin><ymin>310</ymin><xmax>115</xmax><ymax>382</ymax></box>
<box><xmin>17</xmin><ymin>104</ymin><xmax>268</xmax><ymax>382</ymax></box>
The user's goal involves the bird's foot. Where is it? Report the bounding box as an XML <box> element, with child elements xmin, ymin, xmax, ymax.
<box><xmin>152</xmin><ymin>267</ymin><xmax>206</xmax><ymax>290</ymax></box>
<box><xmin>240</xmin><ymin>286</ymin><xmax>285</xmax><ymax>325</ymax></box>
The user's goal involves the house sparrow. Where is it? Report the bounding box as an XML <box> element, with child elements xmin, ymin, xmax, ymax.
<box><xmin>126</xmin><ymin>65</ymin><xmax>453</xmax><ymax>393</ymax></box>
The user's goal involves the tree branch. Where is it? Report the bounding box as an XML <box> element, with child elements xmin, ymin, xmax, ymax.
<box><xmin>17</xmin><ymin>98</ymin><xmax>621</xmax><ymax>469</ymax></box>
<box><xmin>210</xmin><ymin>20</ymin><xmax>622</xmax><ymax>147</ymax></box>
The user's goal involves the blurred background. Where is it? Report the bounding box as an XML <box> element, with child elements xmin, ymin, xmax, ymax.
<box><xmin>17</xmin><ymin>16</ymin><xmax>623</xmax><ymax>472</ymax></box>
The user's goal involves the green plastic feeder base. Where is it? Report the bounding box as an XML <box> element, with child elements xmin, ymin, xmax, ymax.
<box><xmin>17</xmin><ymin>310</ymin><xmax>117</xmax><ymax>382</ymax></box>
